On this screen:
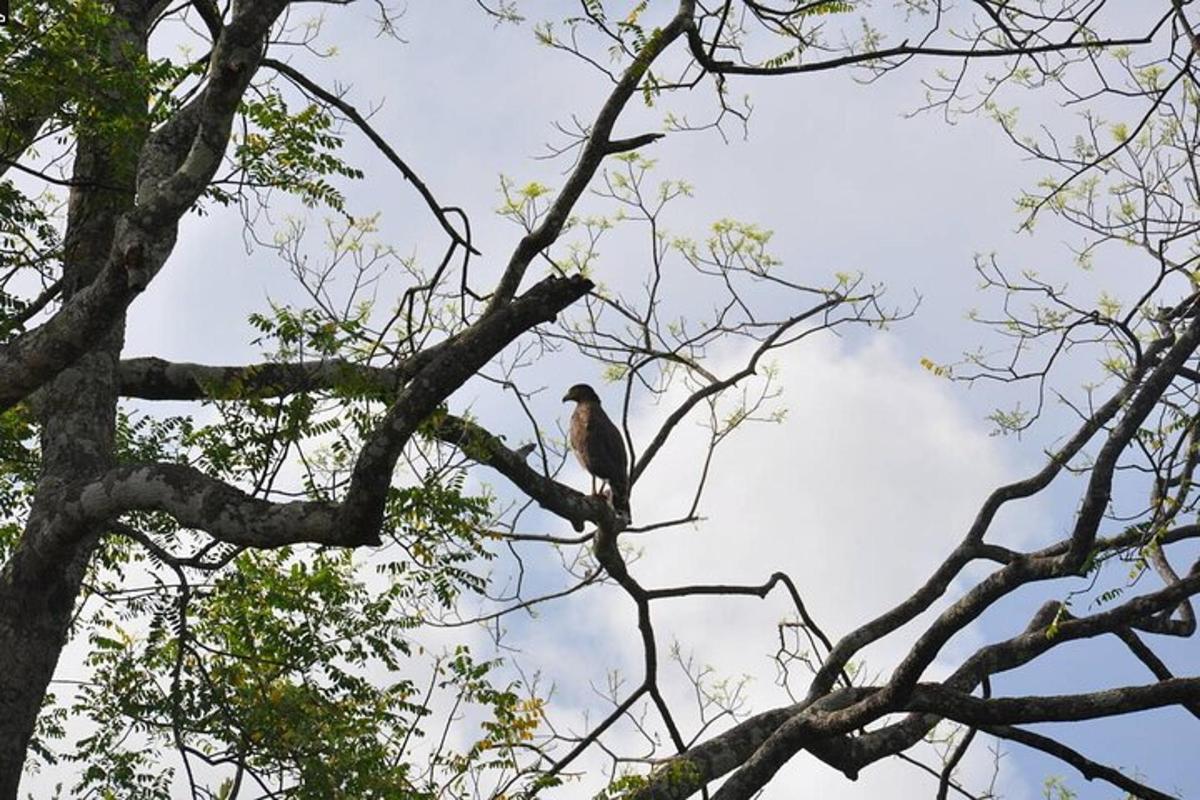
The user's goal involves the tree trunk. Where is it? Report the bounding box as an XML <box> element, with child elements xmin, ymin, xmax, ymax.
<box><xmin>0</xmin><ymin>8</ymin><xmax>145</xmax><ymax>791</ymax></box>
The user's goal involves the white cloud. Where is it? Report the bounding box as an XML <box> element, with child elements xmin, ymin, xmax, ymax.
<box><xmin>526</xmin><ymin>333</ymin><xmax>1047</xmax><ymax>798</ymax></box>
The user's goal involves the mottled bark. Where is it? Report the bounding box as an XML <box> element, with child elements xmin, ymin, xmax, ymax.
<box><xmin>0</xmin><ymin>5</ymin><xmax>145</xmax><ymax>787</ymax></box>
<box><xmin>0</xmin><ymin>0</ymin><xmax>289</xmax><ymax>412</ymax></box>
<box><xmin>0</xmin><ymin>1</ymin><xmax>299</xmax><ymax>792</ymax></box>
<box><xmin>3</xmin><ymin>3</ymin><xmax>1192</xmax><ymax>798</ymax></box>
<box><xmin>117</xmin><ymin>355</ymin><xmax>406</xmax><ymax>400</ymax></box>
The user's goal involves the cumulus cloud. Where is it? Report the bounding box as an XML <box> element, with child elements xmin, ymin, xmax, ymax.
<box><xmin>533</xmin><ymin>333</ymin><xmax>1047</xmax><ymax>799</ymax></box>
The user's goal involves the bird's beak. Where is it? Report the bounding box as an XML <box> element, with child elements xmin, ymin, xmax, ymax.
<box><xmin>561</xmin><ymin>393</ymin><xmax>571</xmax><ymax>402</ymax></box>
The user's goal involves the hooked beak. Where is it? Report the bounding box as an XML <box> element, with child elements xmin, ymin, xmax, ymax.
<box><xmin>562</xmin><ymin>393</ymin><xmax>571</xmax><ymax>402</ymax></box>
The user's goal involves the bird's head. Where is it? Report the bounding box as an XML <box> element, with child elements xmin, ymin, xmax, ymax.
<box><xmin>562</xmin><ymin>383</ymin><xmax>601</xmax><ymax>404</ymax></box>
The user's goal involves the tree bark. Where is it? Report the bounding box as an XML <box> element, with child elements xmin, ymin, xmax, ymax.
<box><xmin>0</xmin><ymin>6</ymin><xmax>144</xmax><ymax>791</ymax></box>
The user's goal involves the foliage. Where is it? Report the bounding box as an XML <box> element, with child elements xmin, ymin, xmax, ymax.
<box><xmin>0</xmin><ymin>182</ymin><xmax>60</xmax><ymax>340</ymax></box>
<box><xmin>72</xmin><ymin>547</ymin><xmax>534</xmax><ymax>799</ymax></box>
<box><xmin>2</xmin><ymin>1</ymin><xmax>1199</xmax><ymax>799</ymax></box>
<box><xmin>209</xmin><ymin>91</ymin><xmax>365</xmax><ymax>213</ymax></box>
<box><xmin>0</xmin><ymin>404</ymin><xmax>37</xmax><ymax>561</ymax></box>
<box><xmin>1</xmin><ymin>0</ymin><xmax>150</xmax><ymax>146</ymax></box>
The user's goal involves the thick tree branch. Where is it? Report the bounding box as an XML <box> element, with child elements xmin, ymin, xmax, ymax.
<box><xmin>624</xmin><ymin>689</ymin><xmax>873</xmax><ymax>800</ymax></box>
<box><xmin>1062</xmin><ymin>322</ymin><xmax>1200</xmax><ymax>567</ymax></box>
<box><xmin>0</xmin><ymin>0</ymin><xmax>289</xmax><ymax>412</ymax></box>
<box><xmin>133</xmin><ymin>0</ymin><xmax>291</xmax><ymax>225</ymax></box>
<box><xmin>117</xmin><ymin>356</ymin><xmax>402</xmax><ymax>400</ymax></box>
<box><xmin>116</xmin><ymin>316</ymin><xmax>497</xmax><ymax>402</ymax></box>
<box><xmin>908</xmin><ymin>677</ymin><xmax>1200</xmax><ymax>725</ymax></box>
<box><xmin>703</xmin><ymin>673</ymin><xmax>1200</xmax><ymax>800</ymax></box>
<box><xmin>634</xmin><ymin>433</ymin><xmax>1200</xmax><ymax>800</ymax></box>
<box><xmin>828</xmin><ymin>572</ymin><xmax>1200</xmax><ymax>781</ymax></box>
<box><xmin>339</xmin><ymin>273</ymin><xmax>592</xmax><ymax>538</ymax></box>
<box><xmin>806</xmin><ymin>332</ymin><xmax>1176</xmax><ymax>699</ymax></box>
<box><xmin>429</xmin><ymin>412</ymin><xmax>611</xmax><ymax>533</ymax></box>
<box><xmin>0</xmin><ymin>463</ymin><xmax>344</xmax><ymax>587</ymax></box>
<box><xmin>812</xmin><ymin>321</ymin><xmax>1200</xmax><ymax>710</ymax></box>
<box><xmin>65</xmin><ymin>465</ymin><xmax>344</xmax><ymax>548</ymax></box>
<box><xmin>21</xmin><ymin>275</ymin><xmax>593</xmax><ymax>569</ymax></box>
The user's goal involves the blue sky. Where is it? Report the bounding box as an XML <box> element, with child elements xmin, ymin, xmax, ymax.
<box><xmin>23</xmin><ymin>2</ymin><xmax>1197</xmax><ymax>797</ymax></box>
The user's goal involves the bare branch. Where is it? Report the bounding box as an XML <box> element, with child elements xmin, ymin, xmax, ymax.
<box><xmin>486</xmin><ymin>1</ymin><xmax>694</xmax><ymax>310</ymax></box>
<box><xmin>982</xmin><ymin>724</ymin><xmax>1181</xmax><ymax>800</ymax></box>
<box><xmin>262</xmin><ymin>57</ymin><xmax>479</xmax><ymax>255</ymax></box>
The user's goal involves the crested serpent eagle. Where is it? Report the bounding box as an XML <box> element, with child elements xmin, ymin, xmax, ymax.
<box><xmin>563</xmin><ymin>383</ymin><xmax>630</xmax><ymax>516</ymax></box>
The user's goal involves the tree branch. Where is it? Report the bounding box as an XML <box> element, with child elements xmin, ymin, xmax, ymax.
<box><xmin>20</xmin><ymin>275</ymin><xmax>593</xmax><ymax>572</ymax></box>
<box><xmin>262</xmin><ymin>57</ymin><xmax>479</xmax><ymax>255</ymax></box>
<box><xmin>429</xmin><ymin>411</ymin><xmax>613</xmax><ymax>533</ymax></box>
<box><xmin>486</xmin><ymin>0</ymin><xmax>694</xmax><ymax>310</ymax></box>
<box><xmin>338</xmin><ymin>273</ymin><xmax>592</xmax><ymax>538</ymax></box>
<box><xmin>982</xmin><ymin>724</ymin><xmax>1181</xmax><ymax>800</ymax></box>
<box><xmin>117</xmin><ymin>356</ymin><xmax>402</xmax><ymax>400</ymax></box>
<box><xmin>908</xmin><ymin>677</ymin><xmax>1200</xmax><ymax>725</ymax></box>
<box><xmin>684</xmin><ymin>12</ymin><xmax>1170</xmax><ymax>77</ymax></box>
<box><xmin>0</xmin><ymin>0</ymin><xmax>291</xmax><ymax>411</ymax></box>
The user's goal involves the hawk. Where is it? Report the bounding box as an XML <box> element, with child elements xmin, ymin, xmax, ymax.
<box><xmin>563</xmin><ymin>383</ymin><xmax>630</xmax><ymax>516</ymax></box>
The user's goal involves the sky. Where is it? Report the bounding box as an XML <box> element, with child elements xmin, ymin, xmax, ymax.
<box><xmin>21</xmin><ymin>1</ymin><xmax>1200</xmax><ymax>797</ymax></box>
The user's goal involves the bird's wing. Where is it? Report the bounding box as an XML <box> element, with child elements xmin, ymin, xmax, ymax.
<box><xmin>587</xmin><ymin>406</ymin><xmax>629</xmax><ymax>481</ymax></box>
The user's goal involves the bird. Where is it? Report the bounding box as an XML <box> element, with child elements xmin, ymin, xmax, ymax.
<box><xmin>562</xmin><ymin>383</ymin><xmax>630</xmax><ymax>517</ymax></box>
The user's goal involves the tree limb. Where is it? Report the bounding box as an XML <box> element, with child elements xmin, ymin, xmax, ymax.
<box><xmin>982</xmin><ymin>724</ymin><xmax>1181</xmax><ymax>800</ymax></box>
<box><xmin>0</xmin><ymin>0</ymin><xmax>291</xmax><ymax>411</ymax></box>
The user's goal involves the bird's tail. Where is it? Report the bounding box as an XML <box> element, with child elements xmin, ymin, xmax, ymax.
<box><xmin>609</xmin><ymin>476</ymin><xmax>631</xmax><ymax>519</ymax></box>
